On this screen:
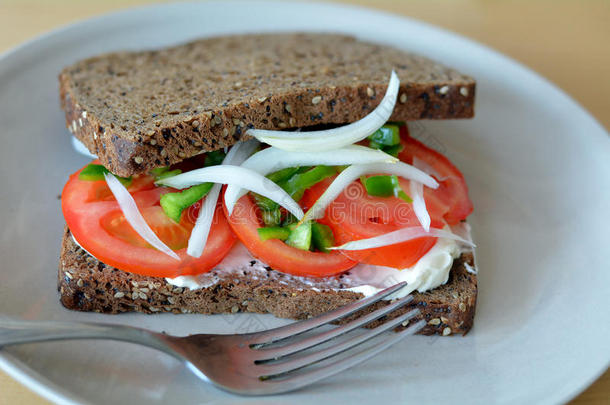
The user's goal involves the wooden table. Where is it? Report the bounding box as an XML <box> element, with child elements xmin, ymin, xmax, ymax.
<box><xmin>0</xmin><ymin>1</ymin><xmax>607</xmax><ymax>403</ymax></box>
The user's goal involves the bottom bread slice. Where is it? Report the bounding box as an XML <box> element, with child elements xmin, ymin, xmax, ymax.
<box><xmin>58</xmin><ymin>227</ymin><xmax>477</xmax><ymax>336</ymax></box>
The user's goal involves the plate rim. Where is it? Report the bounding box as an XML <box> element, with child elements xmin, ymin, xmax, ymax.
<box><xmin>0</xmin><ymin>1</ymin><xmax>608</xmax><ymax>404</ymax></box>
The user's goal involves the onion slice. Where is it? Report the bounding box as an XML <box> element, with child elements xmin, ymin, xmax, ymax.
<box><xmin>409</xmin><ymin>157</ymin><xmax>432</xmax><ymax>232</ymax></box>
<box><xmin>246</xmin><ymin>71</ymin><xmax>399</xmax><ymax>152</ymax></box>
<box><xmin>224</xmin><ymin>138</ymin><xmax>259</xmax><ymax>165</ymax></box>
<box><xmin>301</xmin><ymin>162</ymin><xmax>439</xmax><ymax>223</ymax></box>
<box><xmin>186</xmin><ymin>183</ymin><xmax>221</xmax><ymax>258</ymax></box>
<box><xmin>186</xmin><ymin>140</ymin><xmax>259</xmax><ymax>258</ymax></box>
<box><xmin>409</xmin><ymin>156</ymin><xmax>447</xmax><ymax>231</ymax></box>
<box><xmin>224</xmin><ymin>145</ymin><xmax>397</xmax><ymax>213</ymax></box>
<box><xmin>330</xmin><ymin>227</ymin><xmax>476</xmax><ymax>251</ymax></box>
<box><xmin>410</xmin><ymin>179</ymin><xmax>430</xmax><ymax>231</ymax></box>
<box><xmin>104</xmin><ymin>173</ymin><xmax>180</xmax><ymax>260</ymax></box>
<box><xmin>71</xmin><ymin>136</ymin><xmax>97</xmax><ymax>159</ymax></box>
<box><xmin>239</xmin><ymin>144</ymin><xmax>396</xmax><ymax>174</ymax></box>
<box><xmin>156</xmin><ymin>165</ymin><xmax>304</xmax><ymax>219</ymax></box>
<box><xmin>413</xmin><ymin>156</ymin><xmax>447</xmax><ymax>181</ymax></box>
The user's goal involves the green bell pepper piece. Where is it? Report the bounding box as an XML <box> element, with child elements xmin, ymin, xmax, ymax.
<box><xmin>157</xmin><ymin>169</ymin><xmax>182</xmax><ymax>180</ymax></box>
<box><xmin>267</xmin><ymin>167</ymin><xmax>300</xmax><ymax>183</ymax></box>
<box><xmin>254</xmin><ymin>166</ymin><xmax>336</xmax><ymax>211</ymax></box>
<box><xmin>257</xmin><ymin>226</ymin><xmax>291</xmax><ymax>241</ymax></box>
<box><xmin>204</xmin><ymin>150</ymin><xmax>226</xmax><ymax>166</ymax></box>
<box><xmin>150</xmin><ymin>167</ymin><xmax>169</xmax><ymax>177</ymax></box>
<box><xmin>281</xmin><ymin>165</ymin><xmax>337</xmax><ymax>199</ymax></box>
<box><xmin>261</xmin><ymin>209</ymin><xmax>283</xmax><ymax>226</ymax></box>
<box><xmin>160</xmin><ymin>182</ymin><xmax>213</xmax><ymax>223</ymax></box>
<box><xmin>362</xmin><ymin>175</ymin><xmax>412</xmax><ymax>203</ymax></box>
<box><xmin>253</xmin><ymin>193</ymin><xmax>279</xmax><ymax>211</ymax></box>
<box><xmin>390</xmin><ymin>175</ymin><xmax>413</xmax><ymax>203</ymax></box>
<box><xmin>362</xmin><ymin>175</ymin><xmax>395</xmax><ymax>197</ymax></box>
<box><xmin>285</xmin><ymin>221</ymin><xmax>312</xmax><ymax>251</ymax></box>
<box><xmin>382</xmin><ymin>143</ymin><xmax>404</xmax><ymax>157</ymax></box>
<box><xmin>253</xmin><ymin>167</ymin><xmax>301</xmax><ymax>212</ymax></box>
<box><xmin>150</xmin><ymin>166</ymin><xmax>182</xmax><ymax>180</ymax></box>
<box><xmin>78</xmin><ymin>164</ymin><xmax>132</xmax><ymax>186</ymax></box>
<box><xmin>368</xmin><ymin>124</ymin><xmax>400</xmax><ymax>146</ymax></box>
<box><xmin>311</xmin><ymin>222</ymin><xmax>335</xmax><ymax>252</ymax></box>
<box><xmin>368</xmin><ymin>140</ymin><xmax>383</xmax><ymax>150</ymax></box>
<box><xmin>282</xmin><ymin>214</ymin><xmax>298</xmax><ymax>227</ymax></box>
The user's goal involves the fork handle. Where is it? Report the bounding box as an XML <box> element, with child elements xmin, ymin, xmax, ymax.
<box><xmin>0</xmin><ymin>317</ymin><xmax>173</xmax><ymax>356</ymax></box>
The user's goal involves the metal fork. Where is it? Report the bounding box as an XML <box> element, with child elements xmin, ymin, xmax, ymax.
<box><xmin>0</xmin><ymin>282</ymin><xmax>424</xmax><ymax>395</ymax></box>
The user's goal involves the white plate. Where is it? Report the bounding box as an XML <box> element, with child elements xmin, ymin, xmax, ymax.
<box><xmin>0</xmin><ymin>1</ymin><xmax>608</xmax><ymax>404</ymax></box>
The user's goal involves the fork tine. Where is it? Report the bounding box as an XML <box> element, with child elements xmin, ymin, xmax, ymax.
<box><xmin>249</xmin><ymin>282</ymin><xmax>408</xmax><ymax>345</ymax></box>
<box><xmin>257</xmin><ymin>309</ymin><xmax>420</xmax><ymax>377</ymax></box>
<box><xmin>262</xmin><ymin>320</ymin><xmax>426</xmax><ymax>391</ymax></box>
<box><xmin>253</xmin><ymin>294</ymin><xmax>414</xmax><ymax>360</ymax></box>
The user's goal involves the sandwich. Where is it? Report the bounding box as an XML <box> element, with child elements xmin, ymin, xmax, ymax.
<box><xmin>58</xmin><ymin>33</ymin><xmax>477</xmax><ymax>336</ymax></box>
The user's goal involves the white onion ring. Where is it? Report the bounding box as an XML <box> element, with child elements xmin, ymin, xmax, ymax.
<box><xmin>301</xmin><ymin>162</ymin><xmax>438</xmax><ymax>223</ymax></box>
<box><xmin>104</xmin><ymin>173</ymin><xmax>180</xmax><ymax>260</ymax></box>
<box><xmin>330</xmin><ymin>227</ymin><xmax>476</xmax><ymax>251</ymax></box>
<box><xmin>223</xmin><ymin>139</ymin><xmax>259</xmax><ymax>165</ymax></box>
<box><xmin>224</xmin><ymin>145</ymin><xmax>396</xmax><ymax>213</ymax></box>
<box><xmin>156</xmin><ymin>165</ymin><xmax>304</xmax><ymax>219</ymax></box>
<box><xmin>71</xmin><ymin>136</ymin><xmax>97</xmax><ymax>159</ymax></box>
<box><xmin>246</xmin><ymin>71</ymin><xmax>399</xmax><ymax>152</ymax></box>
<box><xmin>413</xmin><ymin>156</ymin><xmax>447</xmax><ymax>181</ymax></box>
<box><xmin>186</xmin><ymin>140</ymin><xmax>259</xmax><ymax>258</ymax></box>
<box><xmin>410</xmin><ymin>179</ymin><xmax>430</xmax><ymax>231</ymax></box>
<box><xmin>186</xmin><ymin>183</ymin><xmax>221</xmax><ymax>258</ymax></box>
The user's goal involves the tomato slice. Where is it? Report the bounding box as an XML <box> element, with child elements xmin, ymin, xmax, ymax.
<box><xmin>62</xmin><ymin>162</ymin><xmax>236</xmax><ymax>278</ymax></box>
<box><xmin>397</xmin><ymin>126</ymin><xmax>473</xmax><ymax>224</ymax></box>
<box><xmin>302</xmin><ymin>177</ymin><xmax>443</xmax><ymax>269</ymax></box>
<box><xmin>300</xmin><ymin>124</ymin><xmax>473</xmax><ymax>269</ymax></box>
<box><xmin>225</xmin><ymin>195</ymin><xmax>357</xmax><ymax>278</ymax></box>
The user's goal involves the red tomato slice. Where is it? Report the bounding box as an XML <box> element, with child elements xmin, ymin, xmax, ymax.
<box><xmin>302</xmin><ymin>177</ymin><xmax>443</xmax><ymax>269</ymax></box>
<box><xmin>225</xmin><ymin>195</ymin><xmax>357</xmax><ymax>278</ymax></box>
<box><xmin>300</xmin><ymin>124</ymin><xmax>473</xmax><ymax>269</ymax></box>
<box><xmin>62</xmin><ymin>162</ymin><xmax>236</xmax><ymax>278</ymax></box>
<box><xmin>398</xmin><ymin>126</ymin><xmax>473</xmax><ymax>224</ymax></box>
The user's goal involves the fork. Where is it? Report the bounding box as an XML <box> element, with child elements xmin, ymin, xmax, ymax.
<box><xmin>0</xmin><ymin>282</ymin><xmax>424</xmax><ymax>395</ymax></box>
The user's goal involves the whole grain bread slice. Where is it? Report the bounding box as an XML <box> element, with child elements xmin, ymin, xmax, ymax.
<box><xmin>59</xmin><ymin>33</ymin><xmax>475</xmax><ymax>177</ymax></box>
<box><xmin>58</xmin><ymin>227</ymin><xmax>477</xmax><ymax>336</ymax></box>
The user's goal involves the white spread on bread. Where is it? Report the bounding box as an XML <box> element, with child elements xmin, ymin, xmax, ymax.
<box><xmin>341</xmin><ymin>234</ymin><xmax>460</xmax><ymax>299</ymax></box>
<box><xmin>165</xmin><ymin>222</ymin><xmax>474</xmax><ymax>299</ymax></box>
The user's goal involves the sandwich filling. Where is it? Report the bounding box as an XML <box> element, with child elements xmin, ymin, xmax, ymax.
<box><xmin>163</xmin><ymin>222</ymin><xmax>472</xmax><ymax>299</ymax></box>
<box><xmin>63</xmin><ymin>121</ymin><xmax>474</xmax><ymax>299</ymax></box>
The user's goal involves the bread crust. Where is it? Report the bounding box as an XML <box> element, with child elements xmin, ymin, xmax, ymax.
<box><xmin>59</xmin><ymin>33</ymin><xmax>476</xmax><ymax>177</ymax></box>
<box><xmin>58</xmin><ymin>227</ymin><xmax>477</xmax><ymax>336</ymax></box>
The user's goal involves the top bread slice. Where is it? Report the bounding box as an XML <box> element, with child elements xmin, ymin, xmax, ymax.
<box><xmin>59</xmin><ymin>33</ymin><xmax>475</xmax><ymax>177</ymax></box>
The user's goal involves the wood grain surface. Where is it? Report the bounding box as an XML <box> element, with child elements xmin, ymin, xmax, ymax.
<box><xmin>0</xmin><ymin>1</ymin><xmax>607</xmax><ymax>404</ymax></box>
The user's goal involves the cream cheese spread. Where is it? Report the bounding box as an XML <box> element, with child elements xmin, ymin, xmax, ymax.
<box><xmin>165</xmin><ymin>223</ymin><xmax>474</xmax><ymax>299</ymax></box>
